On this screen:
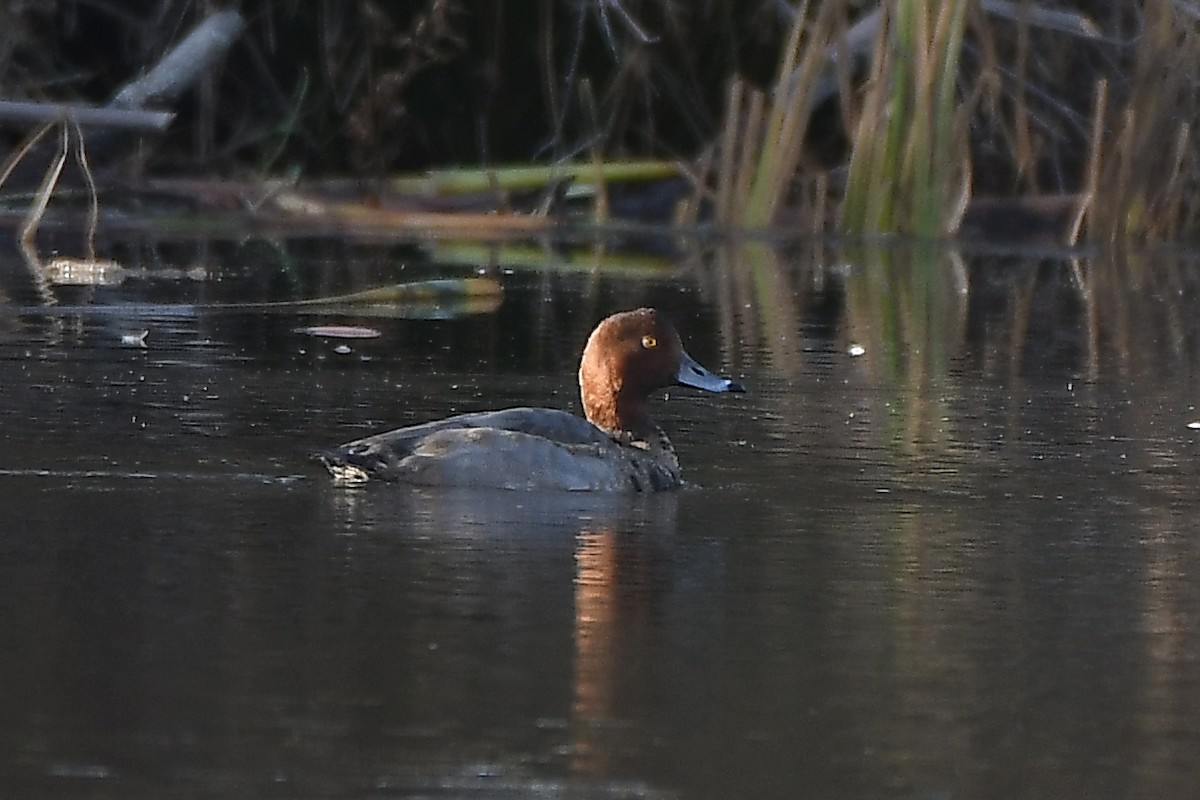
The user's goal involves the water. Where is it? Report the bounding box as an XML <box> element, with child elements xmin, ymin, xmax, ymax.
<box><xmin>3</xmin><ymin>239</ymin><xmax>1200</xmax><ymax>799</ymax></box>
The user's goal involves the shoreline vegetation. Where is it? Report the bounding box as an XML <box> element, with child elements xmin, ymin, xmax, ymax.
<box><xmin>0</xmin><ymin>1</ymin><xmax>1194</xmax><ymax>248</ymax></box>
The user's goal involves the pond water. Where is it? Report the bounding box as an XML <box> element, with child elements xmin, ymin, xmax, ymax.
<box><xmin>3</xmin><ymin>236</ymin><xmax>1200</xmax><ymax>799</ymax></box>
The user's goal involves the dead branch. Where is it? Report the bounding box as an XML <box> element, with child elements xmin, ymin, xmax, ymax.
<box><xmin>108</xmin><ymin>10</ymin><xmax>246</xmax><ymax>111</ymax></box>
<box><xmin>0</xmin><ymin>101</ymin><xmax>172</xmax><ymax>132</ymax></box>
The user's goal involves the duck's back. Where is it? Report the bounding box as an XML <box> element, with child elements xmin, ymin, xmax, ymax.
<box><xmin>317</xmin><ymin>407</ymin><xmax>681</xmax><ymax>491</ymax></box>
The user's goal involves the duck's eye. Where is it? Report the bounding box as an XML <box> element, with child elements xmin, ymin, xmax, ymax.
<box><xmin>641</xmin><ymin>335</ymin><xmax>657</xmax><ymax>349</ymax></box>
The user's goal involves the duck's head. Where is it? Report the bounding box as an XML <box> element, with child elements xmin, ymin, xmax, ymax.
<box><xmin>578</xmin><ymin>307</ymin><xmax>743</xmax><ymax>437</ymax></box>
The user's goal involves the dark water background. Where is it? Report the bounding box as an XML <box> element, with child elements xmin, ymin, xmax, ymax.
<box><xmin>3</xmin><ymin>237</ymin><xmax>1200</xmax><ymax>799</ymax></box>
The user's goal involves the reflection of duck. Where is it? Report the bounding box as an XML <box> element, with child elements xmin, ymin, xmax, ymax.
<box><xmin>318</xmin><ymin>308</ymin><xmax>744</xmax><ymax>491</ymax></box>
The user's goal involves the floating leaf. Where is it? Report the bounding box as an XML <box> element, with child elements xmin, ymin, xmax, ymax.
<box><xmin>278</xmin><ymin>277</ymin><xmax>502</xmax><ymax>308</ymax></box>
<box><xmin>294</xmin><ymin>325</ymin><xmax>382</xmax><ymax>339</ymax></box>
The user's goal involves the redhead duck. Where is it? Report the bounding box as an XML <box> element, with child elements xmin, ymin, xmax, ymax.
<box><xmin>318</xmin><ymin>308</ymin><xmax>743</xmax><ymax>491</ymax></box>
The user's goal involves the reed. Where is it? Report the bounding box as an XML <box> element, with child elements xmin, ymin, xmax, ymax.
<box><xmin>840</xmin><ymin>0</ymin><xmax>971</xmax><ymax>237</ymax></box>
<box><xmin>711</xmin><ymin>1</ymin><xmax>840</xmax><ymax>231</ymax></box>
<box><xmin>14</xmin><ymin>1</ymin><xmax>1200</xmax><ymax>244</ymax></box>
<box><xmin>1073</xmin><ymin>1</ymin><xmax>1200</xmax><ymax>245</ymax></box>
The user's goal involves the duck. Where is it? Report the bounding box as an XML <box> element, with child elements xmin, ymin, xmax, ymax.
<box><xmin>317</xmin><ymin>307</ymin><xmax>744</xmax><ymax>491</ymax></box>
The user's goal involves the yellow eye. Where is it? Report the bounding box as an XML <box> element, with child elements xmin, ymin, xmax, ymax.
<box><xmin>641</xmin><ymin>335</ymin><xmax>657</xmax><ymax>349</ymax></box>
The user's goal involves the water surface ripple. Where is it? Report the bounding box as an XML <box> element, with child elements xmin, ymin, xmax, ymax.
<box><xmin>3</xmin><ymin>243</ymin><xmax>1200</xmax><ymax>799</ymax></box>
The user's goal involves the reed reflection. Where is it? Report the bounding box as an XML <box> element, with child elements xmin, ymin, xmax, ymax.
<box><xmin>702</xmin><ymin>241</ymin><xmax>1200</xmax><ymax>797</ymax></box>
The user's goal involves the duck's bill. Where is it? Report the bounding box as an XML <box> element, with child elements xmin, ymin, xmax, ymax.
<box><xmin>675</xmin><ymin>350</ymin><xmax>745</xmax><ymax>393</ymax></box>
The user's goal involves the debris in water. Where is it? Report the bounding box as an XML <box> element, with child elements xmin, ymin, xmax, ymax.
<box><xmin>120</xmin><ymin>330</ymin><xmax>149</xmax><ymax>348</ymax></box>
<box><xmin>294</xmin><ymin>325</ymin><xmax>382</xmax><ymax>339</ymax></box>
<box><xmin>45</xmin><ymin>256</ymin><xmax>125</xmax><ymax>286</ymax></box>
<box><xmin>333</xmin><ymin>344</ymin><xmax>352</xmax><ymax>355</ymax></box>
<box><xmin>848</xmin><ymin>343</ymin><xmax>866</xmax><ymax>357</ymax></box>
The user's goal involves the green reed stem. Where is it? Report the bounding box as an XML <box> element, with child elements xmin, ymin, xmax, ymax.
<box><xmin>841</xmin><ymin>0</ymin><xmax>969</xmax><ymax>237</ymax></box>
